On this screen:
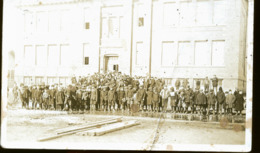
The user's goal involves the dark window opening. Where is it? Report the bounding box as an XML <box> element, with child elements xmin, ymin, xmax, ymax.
<box><xmin>113</xmin><ymin>64</ymin><xmax>119</xmax><ymax>71</ymax></box>
<box><xmin>138</xmin><ymin>17</ymin><xmax>144</xmax><ymax>27</ymax></box>
<box><xmin>85</xmin><ymin>22</ymin><xmax>90</xmax><ymax>29</ymax></box>
<box><xmin>84</xmin><ymin>57</ymin><xmax>89</xmax><ymax>65</ymax></box>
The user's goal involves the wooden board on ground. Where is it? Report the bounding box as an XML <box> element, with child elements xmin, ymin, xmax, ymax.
<box><xmin>78</xmin><ymin>120</ymin><xmax>140</xmax><ymax>136</ymax></box>
<box><xmin>56</xmin><ymin>117</ymin><xmax>122</xmax><ymax>134</ymax></box>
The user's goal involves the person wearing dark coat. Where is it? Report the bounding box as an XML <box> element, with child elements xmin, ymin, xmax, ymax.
<box><xmin>192</xmin><ymin>89</ymin><xmax>199</xmax><ymax>114</ymax></box>
<box><xmin>49</xmin><ymin>86</ymin><xmax>56</xmax><ymax>110</ymax></box>
<box><xmin>126</xmin><ymin>85</ymin><xmax>134</xmax><ymax>111</ymax></box>
<box><xmin>152</xmin><ymin>88</ymin><xmax>160</xmax><ymax>112</ymax></box>
<box><xmin>216</xmin><ymin>87</ymin><xmax>226</xmax><ymax>115</ymax></box>
<box><xmin>196</xmin><ymin>89</ymin><xmax>207</xmax><ymax>114</ymax></box>
<box><xmin>235</xmin><ymin>90</ymin><xmax>244</xmax><ymax>115</ymax></box>
<box><xmin>175</xmin><ymin>79</ymin><xmax>181</xmax><ymax>90</ymax></box>
<box><xmin>118</xmin><ymin>87</ymin><xmax>125</xmax><ymax>110</ymax></box>
<box><xmin>56</xmin><ymin>87</ymin><xmax>65</xmax><ymax>111</ymax></box>
<box><xmin>100</xmin><ymin>86</ymin><xmax>108</xmax><ymax>111</ymax></box>
<box><xmin>225</xmin><ymin>90</ymin><xmax>236</xmax><ymax>115</ymax></box>
<box><xmin>207</xmin><ymin>89</ymin><xmax>216</xmax><ymax>115</ymax></box>
<box><xmin>19</xmin><ymin>86</ymin><xmax>28</xmax><ymax>109</ymax></box>
<box><xmin>169</xmin><ymin>87</ymin><xmax>178</xmax><ymax>113</ymax></box>
<box><xmin>90</xmin><ymin>86</ymin><xmax>98</xmax><ymax>111</ymax></box>
<box><xmin>35</xmin><ymin>86</ymin><xmax>43</xmax><ymax>109</ymax></box>
<box><xmin>108</xmin><ymin>87</ymin><xmax>116</xmax><ymax>111</ymax></box>
<box><xmin>136</xmin><ymin>85</ymin><xmax>146</xmax><ymax>111</ymax></box>
<box><xmin>146</xmin><ymin>87</ymin><xmax>153</xmax><ymax>112</ymax></box>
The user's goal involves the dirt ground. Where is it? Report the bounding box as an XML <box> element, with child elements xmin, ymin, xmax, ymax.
<box><xmin>2</xmin><ymin>109</ymin><xmax>245</xmax><ymax>150</ymax></box>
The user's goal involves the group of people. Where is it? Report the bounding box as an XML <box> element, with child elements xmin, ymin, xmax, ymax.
<box><xmin>9</xmin><ymin>72</ymin><xmax>245</xmax><ymax>116</ymax></box>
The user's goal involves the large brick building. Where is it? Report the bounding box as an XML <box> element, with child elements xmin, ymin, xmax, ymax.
<box><xmin>4</xmin><ymin>0</ymin><xmax>251</xmax><ymax>91</ymax></box>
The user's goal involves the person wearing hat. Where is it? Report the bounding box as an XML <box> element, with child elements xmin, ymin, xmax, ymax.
<box><xmin>216</xmin><ymin>87</ymin><xmax>226</xmax><ymax>115</ymax></box>
<box><xmin>30</xmin><ymin>85</ymin><xmax>36</xmax><ymax>109</ymax></box>
<box><xmin>234</xmin><ymin>90</ymin><xmax>244</xmax><ymax>115</ymax></box>
<box><xmin>183</xmin><ymin>86</ymin><xmax>193</xmax><ymax>114</ymax></box>
<box><xmin>56</xmin><ymin>86</ymin><xmax>65</xmax><ymax>111</ymax></box>
<box><xmin>136</xmin><ymin>85</ymin><xmax>146</xmax><ymax>111</ymax></box>
<box><xmin>108</xmin><ymin>86</ymin><xmax>116</xmax><ymax>111</ymax></box>
<box><xmin>196</xmin><ymin>89</ymin><xmax>207</xmax><ymax>115</ymax></box>
<box><xmin>177</xmin><ymin>91</ymin><xmax>185</xmax><ymax>113</ymax></box>
<box><xmin>169</xmin><ymin>87</ymin><xmax>178</xmax><ymax>113</ymax></box>
<box><xmin>152</xmin><ymin>87</ymin><xmax>160</xmax><ymax>112</ymax></box>
<box><xmin>160</xmin><ymin>85</ymin><xmax>170</xmax><ymax>113</ymax></box>
<box><xmin>100</xmin><ymin>86</ymin><xmax>108</xmax><ymax>111</ymax></box>
<box><xmin>49</xmin><ymin>86</ymin><xmax>56</xmax><ymax>110</ymax></box>
<box><xmin>90</xmin><ymin>86</ymin><xmax>98</xmax><ymax>111</ymax></box>
<box><xmin>126</xmin><ymin>85</ymin><xmax>134</xmax><ymax>111</ymax></box>
<box><xmin>42</xmin><ymin>87</ymin><xmax>50</xmax><ymax>110</ymax></box>
<box><xmin>146</xmin><ymin>87</ymin><xmax>153</xmax><ymax>112</ymax></box>
<box><xmin>118</xmin><ymin>86</ymin><xmax>125</xmax><ymax>111</ymax></box>
<box><xmin>207</xmin><ymin>89</ymin><xmax>217</xmax><ymax>115</ymax></box>
<box><xmin>225</xmin><ymin>89</ymin><xmax>236</xmax><ymax>115</ymax></box>
<box><xmin>35</xmin><ymin>85</ymin><xmax>43</xmax><ymax>110</ymax></box>
<box><xmin>19</xmin><ymin>86</ymin><xmax>28</xmax><ymax>109</ymax></box>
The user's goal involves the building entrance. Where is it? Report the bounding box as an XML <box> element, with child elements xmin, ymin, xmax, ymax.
<box><xmin>104</xmin><ymin>56</ymin><xmax>119</xmax><ymax>73</ymax></box>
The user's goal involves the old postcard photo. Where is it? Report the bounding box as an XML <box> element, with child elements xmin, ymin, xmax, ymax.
<box><xmin>1</xmin><ymin>0</ymin><xmax>253</xmax><ymax>151</ymax></box>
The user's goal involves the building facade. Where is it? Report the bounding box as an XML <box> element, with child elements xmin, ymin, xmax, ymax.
<box><xmin>9</xmin><ymin>0</ymin><xmax>249</xmax><ymax>91</ymax></box>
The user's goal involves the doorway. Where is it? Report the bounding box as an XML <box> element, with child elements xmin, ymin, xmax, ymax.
<box><xmin>104</xmin><ymin>56</ymin><xmax>119</xmax><ymax>73</ymax></box>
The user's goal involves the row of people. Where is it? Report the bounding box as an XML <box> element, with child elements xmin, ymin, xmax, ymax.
<box><xmin>17</xmin><ymin>82</ymin><xmax>245</xmax><ymax>115</ymax></box>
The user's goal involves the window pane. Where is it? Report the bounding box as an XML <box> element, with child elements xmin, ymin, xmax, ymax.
<box><xmin>24</xmin><ymin>45</ymin><xmax>35</xmax><ymax>66</ymax></box>
<box><xmin>24</xmin><ymin>12</ymin><xmax>33</xmax><ymax>32</ymax></box>
<box><xmin>195</xmin><ymin>41</ymin><xmax>210</xmax><ymax>66</ymax></box>
<box><xmin>163</xmin><ymin>2</ymin><xmax>179</xmax><ymax>26</ymax></box>
<box><xmin>35</xmin><ymin>77</ymin><xmax>44</xmax><ymax>85</ymax></box>
<box><xmin>213</xmin><ymin>0</ymin><xmax>226</xmax><ymax>25</ymax></box>
<box><xmin>60</xmin><ymin>44</ymin><xmax>70</xmax><ymax>66</ymax></box>
<box><xmin>108</xmin><ymin>17</ymin><xmax>119</xmax><ymax>38</ymax></box>
<box><xmin>48</xmin><ymin>45</ymin><xmax>59</xmax><ymax>66</ymax></box>
<box><xmin>196</xmin><ymin>0</ymin><xmax>211</xmax><ymax>25</ymax></box>
<box><xmin>36</xmin><ymin>45</ymin><xmax>47</xmax><ymax>66</ymax></box>
<box><xmin>162</xmin><ymin>42</ymin><xmax>176</xmax><ymax>66</ymax></box>
<box><xmin>136</xmin><ymin>42</ymin><xmax>143</xmax><ymax>66</ymax></box>
<box><xmin>212</xmin><ymin>40</ymin><xmax>225</xmax><ymax>66</ymax></box>
<box><xmin>36</xmin><ymin>12</ymin><xmax>48</xmax><ymax>32</ymax></box>
<box><xmin>83</xmin><ymin>43</ymin><xmax>90</xmax><ymax>65</ymax></box>
<box><xmin>178</xmin><ymin>42</ymin><xmax>193</xmax><ymax>66</ymax></box>
<box><xmin>180</xmin><ymin>1</ymin><xmax>193</xmax><ymax>26</ymax></box>
<box><xmin>49</xmin><ymin>11</ymin><xmax>60</xmax><ymax>32</ymax></box>
<box><xmin>102</xmin><ymin>18</ymin><xmax>108</xmax><ymax>38</ymax></box>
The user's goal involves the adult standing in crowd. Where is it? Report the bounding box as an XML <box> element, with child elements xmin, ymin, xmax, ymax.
<box><xmin>235</xmin><ymin>90</ymin><xmax>244</xmax><ymax>115</ymax></box>
<box><xmin>211</xmin><ymin>75</ymin><xmax>219</xmax><ymax>94</ymax></box>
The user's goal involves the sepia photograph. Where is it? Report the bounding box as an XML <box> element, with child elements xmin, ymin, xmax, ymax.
<box><xmin>1</xmin><ymin>0</ymin><xmax>254</xmax><ymax>151</ymax></box>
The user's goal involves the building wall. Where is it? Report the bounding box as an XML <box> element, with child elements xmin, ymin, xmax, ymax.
<box><xmin>12</xmin><ymin>0</ymin><xmax>248</xmax><ymax>91</ymax></box>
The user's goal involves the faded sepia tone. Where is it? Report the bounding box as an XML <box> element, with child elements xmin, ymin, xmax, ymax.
<box><xmin>1</xmin><ymin>0</ymin><xmax>253</xmax><ymax>151</ymax></box>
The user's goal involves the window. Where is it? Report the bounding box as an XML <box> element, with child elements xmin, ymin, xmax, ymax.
<box><xmin>213</xmin><ymin>0</ymin><xmax>226</xmax><ymax>25</ymax></box>
<box><xmin>24</xmin><ymin>12</ymin><xmax>33</xmax><ymax>32</ymax></box>
<box><xmin>47</xmin><ymin>77</ymin><xmax>58</xmax><ymax>85</ymax></box>
<box><xmin>84</xmin><ymin>8</ymin><xmax>91</xmax><ymax>30</ymax></box>
<box><xmin>136</xmin><ymin>42</ymin><xmax>144</xmax><ymax>66</ymax></box>
<box><xmin>35</xmin><ymin>77</ymin><xmax>44</xmax><ymax>85</ymax></box>
<box><xmin>178</xmin><ymin>42</ymin><xmax>193</xmax><ymax>66</ymax></box>
<box><xmin>101</xmin><ymin>18</ymin><xmax>108</xmax><ymax>38</ymax></box>
<box><xmin>195</xmin><ymin>41</ymin><xmax>210</xmax><ymax>66</ymax></box>
<box><xmin>36</xmin><ymin>45</ymin><xmax>47</xmax><ymax>66</ymax></box>
<box><xmin>85</xmin><ymin>22</ymin><xmax>90</xmax><ymax>29</ymax></box>
<box><xmin>108</xmin><ymin>17</ymin><xmax>119</xmax><ymax>38</ymax></box>
<box><xmin>138</xmin><ymin>17</ymin><xmax>144</xmax><ymax>27</ymax></box>
<box><xmin>196</xmin><ymin>0</ymin><xmax>212</xmax><ymax>25</ymax></box>
<box><xmin>113</xmin><ymin>65</ymin><xmax>119</xmax><ymax>71</ymax></box>
<box><xmin>83</xmin><ymin>43</ymin><xmax>90</xmax><ymax>65</ymax></box>
<box><xmin>162</xmin><ymin>42</ymin><xmax>176</xmax><ymax>66</ymax></box>
<box><xmin>60</xmin><ymin>44</ymin><xmax>70</xmax><ymax>66</ymax></box>
<box><xmin>212</xmin><ymin>40</ymin><xmax>225</xmax><ymax>66</ymax></box>
<box><xmin>48</xmin><ymin>45</ymin><xmax>59</xmax><ymax>66</ymax></box>
<box><xmin>49</xmin><ymin>11</ymin><xmax>60</xmax><ymax>32</ymax></box>
<box><xmin>36</xmin><ymin>12</ymin><xmax>48</xmax><ymax>32</ymax></box>
<box><xmin>24</xmin><ymin>45</ymin><xmax>35</xmax><ymax>66</ymax></box>
<box><xmin>179</xmin><ymin>1</ymin><xmax>193</xmax><ymax>26</ymax></box>
<box><xmin>84</xmin><ymin>57</ymin><xmax>89</xmax><ymax>65</ymax></box>
<box><xmin>163</xmin><ymin>2</ymin><xmax>179</xmax><ymax>26</ymax></box>
<box><xmin>24</xmin><ymin>76</ymin><xmax>32</xmax><ymax>85</ymax></box>
<box><xmin>61</xmin><ymin>10</ymin><xmax>71</xmax><ymax>31</ymax></box>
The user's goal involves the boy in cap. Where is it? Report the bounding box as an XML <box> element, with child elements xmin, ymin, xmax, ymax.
<box><xmin>146</xmin><ymin>87</ymin><xmax>153</xmax><ymax>112</ymax></box>
<box><xmin>118</xmin><ymin>86</ymin><xmax>125</xmax><ymax>111</ymax></box>
<box><xmin>126</xmin><ymin>85</ymin><xmax>134</xmax><ymax>111</ymax></box>
<box><xmin>42</xmin><ymin>87</ymin><xmax>50</xmax><ymax>110</ymax></box>
<box><xmin>160</xmin><ymin>85</ymin><xmax>170</xmax><ymax>113</ymax></box>
<box><xmin>90</xmin><ymin>86</ymin><xmax>98</xmax><ymax>111</ymax></box>
<box><xmin>207</xmin><ymin>89</ymin><xmax>216</xmax><ymax>115</ymax></box>
<box><xmin>108</xmin><ymin>86</ymin><xmax>116</xmax><ymax>111</ymax></box>
<box><xmin>169</xmin><ymin>87</ymin><xmax>178</xmax><ymax>113</ymax></box>
<box><xmin>196</xmin><ymin>89</ymin><xmax>207</xmax><ymax>115</ymax></box>
<box><xmin>152</xmin><ymin>87</ymin><xmax>160</xmax><ymax>112</ymax></box>
<box><xmin>136</xmin><ymin>85</ymin><xmax>146</xmax><ymax>111</ymax></box>
<box><xmin>225</xmin><ymin>89</ymin><xmax>236</xmax><ymax>115</ymax></box>
<box><xmin>35</xmin><ymin>85</ymin><xmax>43</xmax><ymax>110</ymax></box>
<box><xmin>100</xmin><ymin>86</ymin><xmax>108</xmax><ymax>111</ymax></box>
<box><xmin>56</xmin><ymin>87</ymin><xmax>65</xmax><ymax>111</ymax></box>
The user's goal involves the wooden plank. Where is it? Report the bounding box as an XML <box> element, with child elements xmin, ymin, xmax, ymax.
<box><xmin>80</xmin><ymin>120</ymin><xmax>140</xmax><ymax>136</ymax></box>
<box><xmin>38</xmin><ymin>118</ymin><xmax>122</xmax><ymax>141</ymax></box>
<box><xmin>56</xmin><ymin>117</ymin><xmax>122</xmax><ymax>134</ymax></box>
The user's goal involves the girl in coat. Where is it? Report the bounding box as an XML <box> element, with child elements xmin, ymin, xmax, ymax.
<box><xmin>235</xmin><ymin>90</ymin><xmax>244</xmax><ymax>115</ymax></box>
<box><xmin>146</xmin><ymin>87</ymin><xmax>153</xmax><ymax>112</ymax></box>
<box><xmin>225</xmin><ymin>90</ymin><xmax>236</xmax><ymax>115</ymax></box>
<box><xmin>169</xmin><ymin>87</ymin><xmax>178</xmax><ymax>113</ymax></box>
